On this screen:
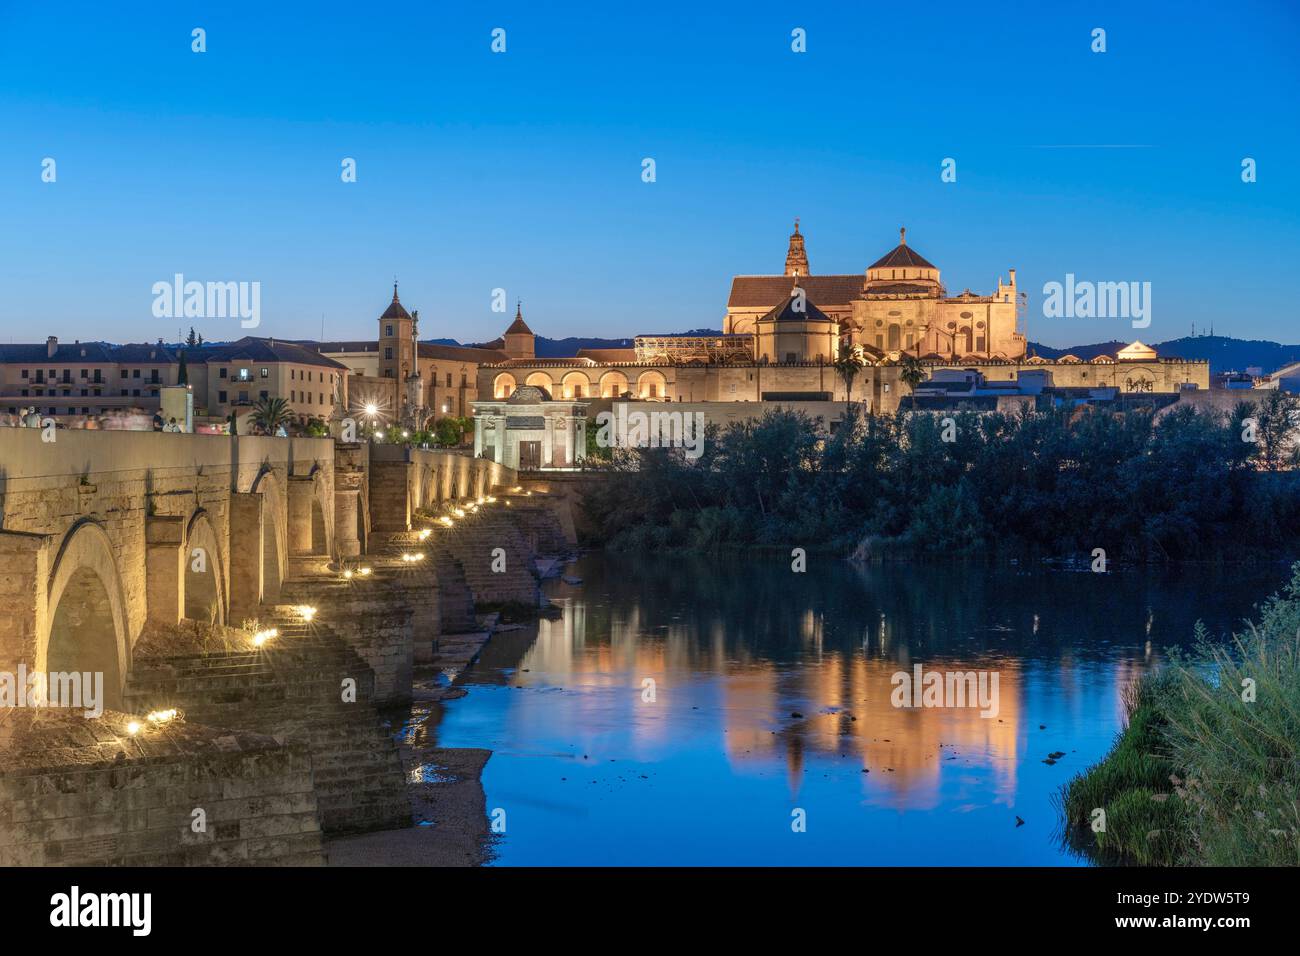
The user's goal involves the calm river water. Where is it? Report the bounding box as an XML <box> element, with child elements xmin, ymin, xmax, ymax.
<box><xmin>433</xmin><ymin>553</ymin><xmax>1291</xmax><ymax>866</ymax></box>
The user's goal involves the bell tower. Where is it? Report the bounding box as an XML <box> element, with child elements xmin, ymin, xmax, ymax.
<box><xmin>378</xmin><ymin>281</ymin><xmax>414</xmax><ymax>382</ymax></box>
<box><xmin>784</xmin><ymin>218</ymin><xmax>810</xmax><ymax>277</ymax></box>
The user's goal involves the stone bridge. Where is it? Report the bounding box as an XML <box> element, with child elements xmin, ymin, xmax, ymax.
<box><xmin>0</xmin><ymin>430</ymin><xmax>344</xmax><ymax>708</ymax></box>
<box><xmin>0</xmin><ymin>429</ymin><xmax>558</xmax><ymax>866</ymax></box>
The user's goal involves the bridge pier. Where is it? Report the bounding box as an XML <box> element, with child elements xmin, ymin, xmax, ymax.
<box><xmin>0</xmin><ymin>531</ymin><xmax>49</xmax><ymax>677</ymax></box>
<box><xmin>228</xmin><ymin>491</ymin><xmax>263</xmax><ymax>624</ymax></box>
<box><xmin>288</xmin><ymin>475</ymin><xmax>315</xmax><ymax>556</ymax></box>
<box><xmin>145</xmin><ymin>515</ymin><xmax>185</xmax><ymax>628</ymax></box>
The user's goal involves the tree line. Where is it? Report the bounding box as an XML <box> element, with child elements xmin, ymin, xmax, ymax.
<box><xmin>579</xmin><ymin>392</ymin><xmax>1300</xmax><ymax>562</ymax></box>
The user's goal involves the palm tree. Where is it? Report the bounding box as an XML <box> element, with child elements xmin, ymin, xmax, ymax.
<box><xmin>834</xmin><ymin>344</ymin><xmax>867</xmax><ymax>413</ymax></box>
<box><xmin>898</xmin><ymin>353</ymin><xmax>926</xmax><ymax>410</ymax></box>
<box><xmin>251</xmin><ymin>396</ymin><xmax>292</xmax><ymax>435</ymax></box>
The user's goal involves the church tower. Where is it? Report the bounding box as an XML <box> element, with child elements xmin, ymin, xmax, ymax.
<box><xmin>378</xmin><ymin>282</ymin><xmax>414</xmax><ymax>382</ymax></box>
<box><xmin>503</xmin><ymin>302</ymin><xmax>535</xmax><ymax>360</ymax></box>
<box><xmin>784</xmin><ymin>218</ymin><xmax>810</xmax><ymax>277</ymax></box>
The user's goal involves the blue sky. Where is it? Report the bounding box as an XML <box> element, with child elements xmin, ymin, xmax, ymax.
<box><xmin>1</xmin><ymin>0</ymin><xmax>1297</xmax><ymax>348</ymax></box>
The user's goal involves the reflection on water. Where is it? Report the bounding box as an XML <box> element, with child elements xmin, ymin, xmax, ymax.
<box><xmin>435</xmin><ymin>553</ymin><xmax>1288</xmax><ymax>866</ymax></box>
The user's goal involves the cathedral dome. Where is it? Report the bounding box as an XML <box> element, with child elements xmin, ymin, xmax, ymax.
<box><xmin>865</xmin><ymin>228</ymin><xmax>940</xmax><ymax>290</ymax></box>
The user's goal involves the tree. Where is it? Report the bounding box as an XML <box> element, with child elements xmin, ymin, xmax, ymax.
<box><xmin>176</xmin><ymin>349</ymin><xmax>188</xmax><ymax>386</ymax></box>
<box><xmin>251</xmin><ymin>396</ymin><xmax>292</xmax><ymax>435</ymax></box>
<box><xmin>898</xmin><ymin>353</ymin><xmax>926</xmax><ymax>409</ymax></box>
<box><xmin>1250</xmin><ymin>390</ymin><xmax>1300</xmax><ymax>471</ymax></box>
<box><xmin>186</xmin><ymin>327</ymin><xmax>198</xmax><ymax>348</ymax></box>
<box><xmin>834</xmin><ymin>344</ymin><xmax>868</xmax><ymax>413</ymax></box>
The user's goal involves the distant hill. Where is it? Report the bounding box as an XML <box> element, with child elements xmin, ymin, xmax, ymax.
<box><xmin>1029</xmin><ymin>336</ymin><xmax>1300</xmax><ymax>375</ymax></box>
<box><xmin>430</xmin><ymin>332</ymin><xmax>1299</xmax><ymax>376</ymax></box>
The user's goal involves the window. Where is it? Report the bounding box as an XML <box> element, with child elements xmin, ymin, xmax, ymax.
<box><xmin>291</xmin><ymin>390</ymin><xmax>296</xmax><ymax>402</ymax></box>
<box><xmin>219</xmin><ymin>368</ymin><xmax>228</xmax><ymax>379</ymax></box>
<box><xmin>80</xmin><ymin>389</ymin><xmax>87</xmax><ymax>396</ymax></box>
<box><xmin>260</xmin><ymin>390</ymin><xmax>268</xmax><ymax>400</ymax></box>
<box><xmin>385</xmin><ymin>325</ymin><xmax>393</xmax><ymax>337</ymax></box>
<box><xmin>218</xmin><ymin>390</ymin><xmax>227</xmax><ymax>403</ymax></box>
<box><xmin>120</xmin><ymin>370</ymin><xmax>128</xmax><ymax>378</ymax></box>
<box><xmin>93</xmin><ymin>370</ymin><xmax>102</xmax><ymax>383</ymax></box>
<box><xmin>460</xmin><ymin>374</ymin><xmax>467</xmax><ymax>387</ymax></box>
<box><xmin>260</xmin><ymin>367</ymin><xmax>269</xmax><ymax>378</ymax></box>
<box><xmin>384</xmin><ymin>347</ymin><xmax>393</xmax><ymax>360</ymax></box>
<box><xmin>237</xmin><ymin>368</ymin><xmax>251</xmax><ymax>382</ymax></box>
<box><xmin>80</xmin><ymin>369</ymin><xmax>88</xmax><ymax>379</ymax></box>
<box><xmin>446</xmin><ymin>373</ymin><xmax>452</xmax><ymax>387</ymax></box>
<box><xmin>62</xmin><ymin>370</ymin><xmax>71</xmax><ymax>383</ymax></box>
<box><xmin>132</xmin><ymin>369</ymin><xmax>140</xmax><ymax>378</ymax></box>
<box><xmin>21</xmin><ymin>369</ymin><xmax>28</xmax><ymax>379</ymax></box>
<box><xmin>318</xmin><ymin>393</ymin><xmax>323</xmax><ymax>405</ymax></box>
<box><xmin>132</xmin><ymin>389</ymin><xmax>140</xmax><ymax>396</ymax></box>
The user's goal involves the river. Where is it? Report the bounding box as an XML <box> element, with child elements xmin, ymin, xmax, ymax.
<box><xmin>432</xmin><ymin>553</ymin><xmax>1291</xmax><ymax>865</ymax></box>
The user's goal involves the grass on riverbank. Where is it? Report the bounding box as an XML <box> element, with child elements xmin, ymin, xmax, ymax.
<box><xmin>1059</xmin><ymin>562</ymin><xmax>1300</xmax><ymax>866</ymax></box>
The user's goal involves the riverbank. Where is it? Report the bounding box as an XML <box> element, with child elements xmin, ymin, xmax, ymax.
<box><xmin>1059</xmin><ymin>562</ymin><xmax>1300</xmax><ymax>866</ymax></box>
<box><xmin>325</xmin><ymin>622</ymin><xmax>509</xmax><ymax>866</ymax></box>
<box><xmin>325</xmin><ymin>747</ymin><xmax>495</xmax><ymax>866</ymax></box>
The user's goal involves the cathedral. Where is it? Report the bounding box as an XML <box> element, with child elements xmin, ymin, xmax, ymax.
<box><xmin>724</xmin><ymin>221</ymin><xmax>1026</xmax><ymax>363</ymax></box>
<box><xmin>324</xmin><ymin>223</ymin><xmax>1208</xmax><ymax>437</ymax></box>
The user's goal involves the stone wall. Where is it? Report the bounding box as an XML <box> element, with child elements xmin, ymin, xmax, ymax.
<box><xmin>0</xmin><ymin>709</ymin><xmax>324</xmax><ymax>866</ymax></box>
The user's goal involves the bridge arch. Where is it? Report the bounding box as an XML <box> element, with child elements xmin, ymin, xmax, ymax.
<box><xmin>44</xmin><ymin>519</ymin><xmax>129</xmax><ymax>711</ymax></box>
<box><xmin>184</xmin><ymin>509</ymin><xmax>226</xmax><ymax>626</ymax></box>
<box><xmin>250</xmin><ymin>468</ymin><xmax>287</xmax><ymax>603</ymax></box>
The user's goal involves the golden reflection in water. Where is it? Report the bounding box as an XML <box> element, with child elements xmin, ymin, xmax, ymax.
<box><xmin>521</xmin><ymin>595</ymin><xmax>1026</xmax><ymax>806</ymax></box>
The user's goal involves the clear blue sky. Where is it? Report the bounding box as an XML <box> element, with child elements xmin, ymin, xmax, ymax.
<box><xmin>2</xmin><ymin>0</ymin><xmax>1297</xmax><ymax>348</ymax></box>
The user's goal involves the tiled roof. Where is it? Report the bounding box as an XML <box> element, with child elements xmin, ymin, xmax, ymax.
<box><xmin>728</xmin><ymin>275</ymin><xmax>864</xmax><ymax>309</ymax></box>
<box><xmin>0</xmin><ymin>341</ymin><xmax>175</xmax><ymax>363</ymax></box>
<box><xmin>868</xmin><ymin>241</ymin><xmax>937</xmax><ymax>270</ymax></box>
<box><xmin>417</xmin><ymin>342</ymin><xmax>509</xmax><ymax>363</ymax></box>
<box><xmin>758</xmin><ymin>290</ymin><xmax>834</xmax><ymax>325</ymax></box>
<box><xmin>380</xmin><ymin>285</ymin><xmax>411</xmax><ymax>321</ymax></box>
<box><xmin>504</xmin><ymin>304</ymin><xmax>533</xmax><ymax>336</ymax></box>
<box><xmin>202</xmin><ymin>337</ymin><xmax>350</xmax><ymax>370</ymax></box>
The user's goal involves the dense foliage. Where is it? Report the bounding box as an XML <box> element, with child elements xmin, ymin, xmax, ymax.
<box><xmin>580</xmin><ymin>394</ymin><xmax>1300</xmax><ymax>561</ymax></box>
<box><xmin>1060</xmin><ymin>562</ymin><xmax>1300</xmax><ymax>865</ymax></box>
